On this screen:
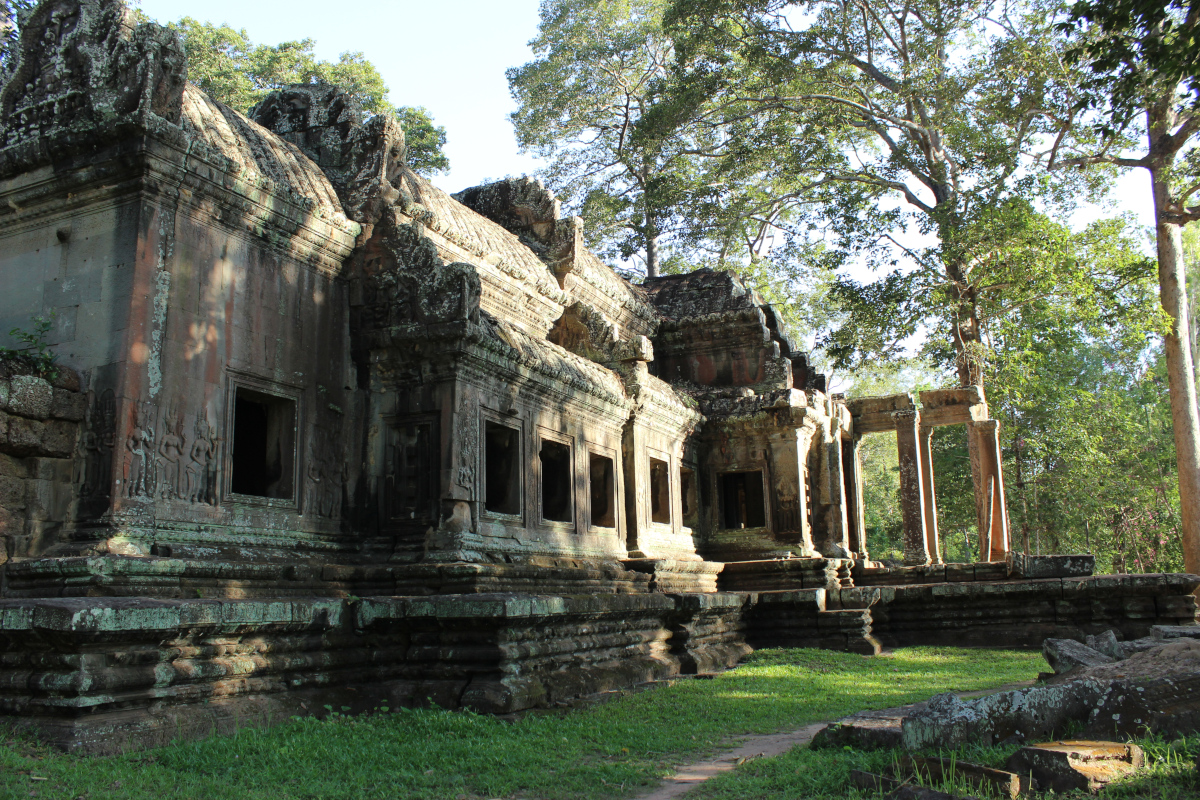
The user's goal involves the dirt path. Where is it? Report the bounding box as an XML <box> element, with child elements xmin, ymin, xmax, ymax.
<box><xmin>635</xmin><ymin>680</ymin><xmax>1036</xmax><ymax>800</ymax></box>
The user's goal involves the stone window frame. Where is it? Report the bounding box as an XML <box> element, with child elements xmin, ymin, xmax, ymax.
<box><xmin>716</xmin><ymin>467</ymin><xmax>770</xmax><ymax>532</ymax></box>
<box><xmin>585</xmin><ymin>442</ymin><xmax>620</xmax><ymax>534</ymax></box>
<box><xmin>479</xmin><ymin>408</ymin><xmax>525</xmax><ymax>525</ymax></box>
<box><xmin>535</xmin><ymin>425</ymin><xmax>576</xmax><ymax>532</ymax></box>
<box><xmin>647</xmin><ymin>447</ymin><xmax>673</xmax><ymax>528</ymax></box>
<box><xmin>222</xmin><ymin>370</ymin><xmax>304</xmax><ymax>512</ymax></box>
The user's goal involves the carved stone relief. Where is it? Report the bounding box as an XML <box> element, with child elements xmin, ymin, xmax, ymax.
<box><xmin>123</xmin><ymin>399</ymin><xmax>157</xmax><ymax>499</ymax></box>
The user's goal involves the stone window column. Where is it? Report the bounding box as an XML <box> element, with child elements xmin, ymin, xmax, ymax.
<box><xmin>893</xmin><ymin>409</ymin><xmax>931</xmax><ymax>566</ymax></box>
<box><xmin>971</xmin><ymin>418</ymin><xmax>1010</xmax><ymax>561</ymax></box>
<box><xmin>918</xmin><ymin>424</ymin><xmax>942</xmax><ymax>564</ymax></box>
<box><xmin>767</xmin><ymin>417</ymin><xmax>819</xmax><ymax>557</ymax></box>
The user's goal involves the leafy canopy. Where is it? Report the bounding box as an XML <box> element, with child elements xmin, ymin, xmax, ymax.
<box><xmin>171</xmin><ymin>17</ymin><xmax>450</xmax><ymax>176</ymax></box>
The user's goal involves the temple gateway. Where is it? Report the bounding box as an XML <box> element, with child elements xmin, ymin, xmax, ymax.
<box><xmin>1</xmin><ymin>0</ymin><xmax>1196</xmax><ymax>754</ymax></box>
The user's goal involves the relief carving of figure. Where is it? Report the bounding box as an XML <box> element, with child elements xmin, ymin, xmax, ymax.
<box><xmin>124</xmin><ymin>399</ymin><xmax>157</xmax><ymax>499</ymax></box>
<box><xmin>185</xmin><ymin>416</ymin><xmax>218</xmax><ymax>505</ymax></box>
<box><xmin>156</xmin><ymin>409</ymin><xmax>186</xmax><ymax>500</ymax></box>
<box><xmin>81</xmin><ymin>389</ymin><xmax>116</xmax><ymax>498</ymax></box>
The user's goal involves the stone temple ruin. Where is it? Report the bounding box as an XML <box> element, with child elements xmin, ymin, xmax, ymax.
<box><xmin>0</xmin><ymin>0</ymin><xmax>1196</xmax><ymax>754</ymax></box>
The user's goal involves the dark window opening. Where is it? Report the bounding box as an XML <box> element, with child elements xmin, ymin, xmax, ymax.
<box><xmin>680</xmin><ymin>466</ymin><xmax>698</xmax><ymax>528</ymax></box>
<box><xmin>540</xmin><ymin>439</ymin><xmax>572</xmax><ymax>523</ymax></box>
<box><xmin>485</xmin><ymin>422</ymin><xmax>521</xmax><ymax>515</ymax></box>
<box><xmin>721</xmin><ymin>471</ymin><xmax>766</xmax><ymax>529</ymax></box>
<box><xmin>650</xmin><ymin>457</ymin><xmax>671</xmax><ymax>524</ymax></box>
<box><xmin>230</xmin><ymin>387</ymin><xmax>296</xmax><ymax>499</ymax></box>
<box><xmin>590</xmin><ymin>453</ymin><xmax>616</xmax><ymax>528</ymax></box>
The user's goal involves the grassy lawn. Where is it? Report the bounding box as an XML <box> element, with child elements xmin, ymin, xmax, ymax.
<box><xmin>689</xmin><ymin>734</ymin><xmax>1200</xmax><ymax>800</ymax></box>
<box><xmin>1</xmin><ymin>647</ymin><xmax>1041</xmax><ymax>800</ymax></box>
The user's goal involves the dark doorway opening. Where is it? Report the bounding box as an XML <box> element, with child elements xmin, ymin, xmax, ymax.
<box><xmin>485</xmin><ymin>422</ymin><xmax>521</xmax><ymax>515</ymax></box>
<box><xmin>721</xmin><ymin>470</ymin><xmax>766</xmax><ymax>529</ymax></box>
<box><xmin>589</xmin><ymin>452</ymin><xmax>616</xmax><ymax>528</ymax></box>
<box><xmin>230</xmin><ymin>387</ymin><xmax>296</xmax><ymax>499</ymax></box>
<box><xmin>650</xmin><ymin>457</ymin><xmax>671</xmax><ymax>524</ymax></box>
<box><xmin>540</xmin><ymin>439</ymin><xmax>572</xmax><ymax>523</ymax></box>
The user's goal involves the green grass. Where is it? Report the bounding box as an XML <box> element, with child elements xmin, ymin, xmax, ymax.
<box><xmin>0</xmin><ymin>647</ymin><xmax>1041</xmax><ymax>800</ymax></box>
<box><xmin>689</xmin><ymin>731</ymin><xmax>1200</xmax><ymax>800</ymax></box>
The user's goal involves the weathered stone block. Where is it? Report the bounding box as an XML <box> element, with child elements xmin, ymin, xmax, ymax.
<box><xmin>49</xmin><ymin>388</ymin><xmax>86</xmax><ymax>422</ymax></box>
<box><xmin>0</xmin><ymin>453</ymin><xmax>27</xmax><ymax>478</ymax></box>
<box><xmin>40</xmin><ymin>420</ymin><xmax>77</xmax><ymax>458</ymax></box>
<box><xmin>6</xmin><ymin>417</ymin><xmax>44</xmax><ymax>455</ymax></box>
<box><xmin>0</xmin><ymin>474</ymin><xmax>26</xmax><ymax>510</ymax></box>
<box><xmin>1008</xmin><ymin>553</ymin><xmax>1095</xmax><ymax>579</ymax></box>
<box><xmin>6</xmin><ymin>375</ymin><xmax>53</xmax><ymax>420</ymax></box>
<box><xmin>1007</xmin><ymin>741</ymin><xmax>1144</xmax><ymax>793</ymax></box>
<box><xmin>1043</xmin><ymin>638</ymin><xmax>1113</xmax><ymax>673</ymax></box>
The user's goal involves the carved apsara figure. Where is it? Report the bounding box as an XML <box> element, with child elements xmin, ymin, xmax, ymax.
<box><xmin>123</xmin><ymin>399</ymin><xmax>157</xmax><ymax>499</ymax></box>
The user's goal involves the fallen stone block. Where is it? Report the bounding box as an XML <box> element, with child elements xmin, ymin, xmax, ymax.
<box><xmin>902</xmin><ymin>756</ymin><xmax>1033</xmax><ymax>799</ymax></box>
<box><xmin>1006</xmin><ymin>741</ymin><xmax>1144</xmax><ymax>794</ymax></box>
<box><xmin>901</xmin><ymin>682</ymin><xmax>1105</xmax><ymax>750</ymax></box>
<box><xmin>1152</xmin><ymin>625</ymin><xmax>1200</xmax><ymax>641</ymax></box>
<box><xmin>811</xmin><ymin>705</ymin><xmax>910</xmax><ymax>750</ymax></box>
<box><xmin>849</xmin><ymin>769</ymin><xmax>902</xmax><ymax>793</ymax></box>
<box><xmin>1085</xmin><ymin>630</ymin><xmax>1123</xmax><ymax>660</ymax></box>
<box><xmin>1043</xmin><ymin>638</ymin><xmax>1113</xmax><ymax>673</ymax></box>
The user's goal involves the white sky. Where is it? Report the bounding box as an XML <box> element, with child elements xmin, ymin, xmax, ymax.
<box><xmin>136</xmin><ymin>0</ymin><xmax>546</xmax><ymax>193</ymax></box>
<box><xmin>136</xmin><ymin>0</ymin><xmax>1156</xmax><ymax>231</ymax></box>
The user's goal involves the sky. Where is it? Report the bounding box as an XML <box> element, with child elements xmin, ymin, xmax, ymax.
<box><xmin>136</xmin><ymin>0</ymin><xmax>546</xmax><ymax>194</ymax></box>
<box><xmin>136</xmin><ymin>0</ymin><xmax>1157</xmax><ymax>229</ymax></box>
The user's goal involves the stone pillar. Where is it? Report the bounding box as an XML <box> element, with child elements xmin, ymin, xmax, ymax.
<box><xmin>843</xmin><ymin>435</ymin><xmax>868</xmax><ymax>559</ymax></box>
<box><xmin>894</xmin><ymin>409</ymin><xmax>931</xmax><ymax>566</ymax></box>
<box><xmin>918</xmin><ymin>424</ymin><xmax>942</xmax><ymax>564</ymax></box>
<box><xmin>814</xmin><ymin>426</ymin><xmax>852</xmax><ymax>557</ymax></box>
<box><xmin>972</xmin><ymin>418</ymin><xmax>1010</xmax><ymax>561</ymax></box>
<box><xmin>767</xmin><ymin>417</ymin><xmax>819</xmax><ymax>557</ymax></box>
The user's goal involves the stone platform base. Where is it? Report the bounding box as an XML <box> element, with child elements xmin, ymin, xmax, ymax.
<box><xmin>2</xmin><ymin>556</ymin><xmax>651</xmax><ymax>599</ymax></box>
<box><xmin>717</xmin><ymin>558</ymin><xmax>853</xmax><ymax>592</ymax></box>
<box><xmin>0</xmin><ymin>591</ymin><xmax>744</xmax><ymax>754</ymax></box>
<box><xmin>868</xmin><ymin>573</ymin><xmax>1200</xmax><ymax>647</ymax></box>
<box><xmin>622</xmin><ymin>558</ymin><xmax>724</xmax><ymax>593</ymax></box>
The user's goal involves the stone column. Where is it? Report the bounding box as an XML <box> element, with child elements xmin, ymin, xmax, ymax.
<box><xmin>767</xmin><ymin>416</ymin><xmax>819</xmax><ymax>557</ymax></box>
<box><xmin>894</xmin><ymin>409</ymin><xmax>931</xmax><ymax>566</ymax></box>
<box><xmin>972</xmin><ymin>418</ymin><xmax>1010</xmax><ymax>561</ymax></box>
<box><xmin>918</xmin><ymin>424</ymin><xmax>942</xmax><ymax>564</ymax></box>
<box><xmin>843</xmin><ymin>435</ymin><xmax>868</xmax><ymax>559</ymax></box>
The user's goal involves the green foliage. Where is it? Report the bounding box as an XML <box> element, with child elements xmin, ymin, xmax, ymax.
<box><xmin>655</xmin><ymin>0</ymin><xmax>1106</xmax><ymax>381</ymax></box>
<box><xmin>171</xmin><ymin>18</ymin><xmax>388</xmax><ymax>114</ymax></box>
<box><xmin>0</xmin><ymin>648</ymin><xmax>1039</xmax><ymax>800</ymax></box>
<box><xmin>0</xmin><ymin>314</ymin><xmax>57</xmax><ymax>379</ymax></box>
<box><xmin>392</xmin><ymin>106</ymin><xmax>450</xmax><ymax>176</ymax></box>
<box><xmin>166</xmin><ymin>18</ymin><xmax>449</xmax><ymax>177</ymax></box>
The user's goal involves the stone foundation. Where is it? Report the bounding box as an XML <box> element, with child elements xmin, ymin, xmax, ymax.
<box><xmin>868</xmin><ymin>574</ymin><xmax>1200</xmax><ymax>648</ymax></box>
<box><xmin>0</xmin><ymin>591</ymin><xmax>751</xmax><ymax>755</ymax></box>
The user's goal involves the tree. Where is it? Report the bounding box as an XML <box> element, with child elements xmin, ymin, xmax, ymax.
<box><xmin>508</xmin><ymin>0</ymin><xmax>688</xmax><ymax>276</ymax></box>
<box><xmin>1054</xmin><ymin>0</ymin><xmax>1200</xmax><ymax>577</ymax></box>
<box><xmin>658</xmin><ymin>0</ymin><xmax>1091</xmax><ymax>388</ymax></box>
<box><xmin>509</xmin><ymin>0</ymin><xmax>826</xmax><ymax>277</ymax></box>
<box><xmin>0</xmin><ymin>1</ymin><xmax>32</xmax><ymax>79</ymax></box>
<box><xmin>170</xmin><ymin>18</ymin><xmax>450</xmax><ymax>176</ymax></box>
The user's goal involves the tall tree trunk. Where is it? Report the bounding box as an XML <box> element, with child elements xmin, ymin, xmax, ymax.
<box><xmin>948</xmin><ymin>280</ymin><xmax>990</xmax><ymax>560</ymax></box>
<box><xmin>1147</xmin><ymin>103</ymin><xmax>1200</xmax><ymax>581</ymax></box>
<box><xmin>645</xmin><ymin>234</ymin><xmax>660</xmax><ymax>278</ymax></box>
